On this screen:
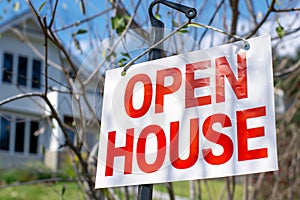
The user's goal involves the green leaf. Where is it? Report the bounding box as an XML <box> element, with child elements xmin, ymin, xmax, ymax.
<box><xmin>111</xmin><ymin>15</ymin><xmax>128</xmax><ymax>35</ymax></box>
<box><xmin>155</xmin><ymin>13</ymin><xmax>161</xmax><ymax>20</ymax></box>
<box><xmin>178</xmin><ymin>29</ymin><xmax>189</xmax><ymax>34</ymax></box>
<box><xmin>41</xmin><ymin>145</ymin><xmax>46</xmax><ymax>155</ymax></box>
<box><xmin>178</xmin><ymin>25</ymin><xmax>189</xmax><ymax>34</ymax></box>
<box><xmin>102</xmin><ymin>49</ymin><xmax>106</xmax><ymax>59</ymax></box>
<box><xmin>276</xmin><ymin>26</ymin><xmax>285</xmax><ymax>39</ymax></box>
<box><xmin>111</xmin><ymin>15</ymin><xmax>123</xmax><ymax>29</ymax></box>
<box><xmin>61</xmin><ymin>185</ymin><xmax>66</xmax><ymax>196</ymax></box>
<box><xmin>111</xmin><ymin>16</ymin><xmax>117</xmax><ymax>29</ymax></box>
<box><xmin>172</xmin><ymin>20</ymin><xmax>179</xmax><ymax>27</ymax></box>
<box><xmin>118</xmin><ymin>57</ymin><xmax>128</xmax><ymax>67</ymax></box>
<box><xmin>39</xmin><ymin>1</ymin><xmax>47</xmax><ymax>12</ymax></box>
<box><xmin>121</xmin><ymin>52</ymin><xmax>131</xmax><ymax>59</ymax></box>
<box><xmin>123</xmin><ymin>15</ymin><xmax>131</xmax><ymax>21</ymax></box>
<box><xmin>73</xmin><ymin>29</ymin><xmax>87</xmax><ymax>36</ymax></box>
<box><xmin>13</xmin><ymin>1</ymin><xmax>20</xmax><ymax>12</ymax></box>
<box><xmin>276</xmin><ymin>20</ymin><xmax>285</xmax><ymax>39</ymax></box>
<box><xmin>121</xmin><ymin>70</ymin><xmax>126</xmax><ymax>76</ymax></box>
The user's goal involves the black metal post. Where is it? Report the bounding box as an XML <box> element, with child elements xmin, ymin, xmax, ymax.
<box><xmin>137</xmin><ymin>1</ymin><xmax>197</xmax><ymax>200</ymax></box>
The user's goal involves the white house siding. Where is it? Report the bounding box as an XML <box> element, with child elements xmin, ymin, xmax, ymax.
<box><xmin>0</xmin><ymin>13</ymin><xmax>102</xmax><ymax>170</ymax></box>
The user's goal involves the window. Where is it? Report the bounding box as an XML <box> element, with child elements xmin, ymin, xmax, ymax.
<box><xmin>0</xmin><ymin>115</ymin><xmax>40</xmax><ymax>154</ymax></box>
<box><xmin>32</xmin><ymin>59</ymin><xmax>41</xmax><ymax>89</ymax></box>
<box><xmin>2</xmin><ymin>53</ymin><xmax>42</xmax><ymax>89</ymax></box>
<box><xmin>17</xmin><ymin>56</ymin><xmax>28</xmax><ymax>86</ymax></box>
<box><xmin>15</xmin><ymin>120</ymin><xmax>25</xmax><ymax>152</ymax></box>
<box><xmin>2</xmin><ymin>53</ymin><xmax>13</xmax><ymax>83</ymax></box>
<box><xmin>64</xmin><ymin>116</ymin><xmax>75</xmax><ymax>145</ymax></box>
<box><xmin>0</xmin><ymin>117</ymin><xmax>10</xmax><ymax>151</ymax></box>
<box><xmin>29</xmin><ymin>121</ymin><xmax>39</xmax><ymax>154</ymax></box>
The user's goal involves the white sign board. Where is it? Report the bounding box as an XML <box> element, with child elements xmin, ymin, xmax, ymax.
<box><xmin>95</xmin><ymin>35</ymin><xmax>278</xmax><ymax>188</ymax></box>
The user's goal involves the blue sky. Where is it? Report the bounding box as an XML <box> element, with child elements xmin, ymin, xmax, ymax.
<box><xmin>0</xmin><ymin>0</ymin><xmax>299</xmax><ymax>58</ymax></box>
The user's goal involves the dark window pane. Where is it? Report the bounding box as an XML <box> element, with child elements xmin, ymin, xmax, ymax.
<box><xmin>32</xmin><ymin>59</ymin><xmax>41</xmax><ymax>89</ymax></box>
<box><xmin>17</xmin><ymin>56</ymin><xmax>27</xmax><ymax>86</ymax></box>
<box><xmin>29</xmin><ymin>121</ymin><xmax>39</xmax><ymax>154</ymax></box>
<box><xmin>2</xmin><ymin>53</ymin><xmax>13</xmax><ymax>83</ymax></box>
<box><xmin>64</xmin><ymin>116</ymin><xmax>75</xmax><ymax>144</ymax></box>
<box><xmin>15</xmin><ymin>120</ymin><xmax>25</xmax><ymax>152</ymax></box>
<box><xmin>0</xmin><ymin>117</ymin><xmax>10</xmax><ymax>151</ymax></box>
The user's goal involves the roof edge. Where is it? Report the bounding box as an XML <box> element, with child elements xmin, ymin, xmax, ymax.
<box><xmin>0</xmin><ymin>9</ymin><xmax>36</xmax><ymax>34</ymax></box>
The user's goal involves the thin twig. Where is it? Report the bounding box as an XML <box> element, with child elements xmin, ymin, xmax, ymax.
<box><xmin>48</xmin><ymin>0</ymin><xmax>59</xmax><ymax>28</ymax></box>
<box><xmin>84</xmin><ymin>0</ymin><xmax>143</xmax><ymax>84</ymax></box>
<box><xmin>271</xmin><ymin>27</ymin><xmax>300</xmax><ymax>40</ymax></box>
<box><xmin>245</xmin><ymin>0</ymin><xmax>258</xmax><ymax>26</ymax></box>
<box><xmin>190</xmin><ymin>22</ymin><xmax>250</xmax><ymax>48</ymax></box>
<box><xmin>121</xmin><ymin>21</ymin><xmax>189</xmax><ymax>74</ymax></box>
<box><xmin>198</xmin><ymin>0</ymin><xmax>225</xmax><ymax>46</ymax></box>
<box><xmin>274</xmin><ymin>59</ymin><xmax>300</xmax><ymax>77</ymax></box>
<box><xmin>0</xmin><ymin>93</ymin><xmax>43</xmax><ymax>107</ymax></box>
<box><xmin>54</xmin><ymin>7</ymin><xmax>114</xmax><ymax>32</ymax></box>
<box><xmin>272</xmin><ymin>7</ymin><xmax>300</xmax><ymax>12</ymax></box>
<box><xmin>43</xmin><ymin>17</ymin><xmax>49</xmax><ymax>95</ymax></box>
<box><xmin>9</xmin><ymin>27</ymin><xmax>63</xmax><ymax>71</ymax></box>
<box><xmin>25</xmin><ymin>2</ymin><xmax>99</xmax><ymax>198</ymax></box>
<box><xmin>246</xmin><ymin>0</ymin><xmax>276</xmax><ymax>38</ymax></box>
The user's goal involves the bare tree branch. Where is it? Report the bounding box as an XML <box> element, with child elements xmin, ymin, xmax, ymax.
<box><xmin>245</xmin><ymin>0</ymin><xmax>258</xmax><ymax>26</ymax></box>
<box><xmin>84</xmin><ymin>0</ymin><xmax>143</xmax><ymax>84</ymax></box>
<box><xmin>48</xmin><ymin>0</ymin><xmax>59</xmax><ymax>28</ymax></box>
<box><xmin>54</xmin><ymin>7</ymin><xmax>114</xmax><ymax>32</ymax></box>
<box><xmin>0</xmin><ymin>92</ymin><xmax>43</xmax><ymax>107</ymax></box>
<box><xmin>109</xmin><ymin>0</ymin><xmax>149</xmax><ymax>41</ymax></box>
<box><xmin>229</xmin><ymin>0</ymin><xmax>240</xmax><ymax>40</ymax></box>
<box><xmin>273</xmin><ymin>7</ymin><xmax>300</xmax><ymax>12</ymax></box>
<box><xmin>246</xmin><ymin>0</ymin><xmax>276</xmax><ymax>38</ymax></box>
<box><xmin>198</xmin><ymin>0</ymin><xmax>225</xmax><ymax>46</ymax></box>
<box><xmin>274</xmin><ymin>59</ymin><xmax>300</xmax><ymax>77</ymax></box>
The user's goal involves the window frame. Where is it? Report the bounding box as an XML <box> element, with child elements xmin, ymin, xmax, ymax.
<box><xmin>0</xmin><ymin>116</ymin><xmax>11</xmax><ymax>151</ymax></box>
<box><xmin>31</xmin><ymin>58</ymin><xmax>42</xmax><ymax>89</ymax></box>
<box><xmin>1</xmin><ymin>53</ymin><xmax>43</xmax><ymax>90</ymax></box>
<box><xmin>0</xmin><ymin>114</ymin><xmax>41</xmax><ymax>156</ymax></box>
<box><xmin>2</xmin><ymin>52</ymin><xmax>14</xmax><ymax>84</ymax></box>
<box><xmin>17</xmin><ymin>55</ymin><xmax>28</xmax><ymax>86</ymax></box>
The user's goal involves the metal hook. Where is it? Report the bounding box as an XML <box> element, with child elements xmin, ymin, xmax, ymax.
<box><xmin>148</xmin><ymin>0</ymin><xmax>197</xmax><ymax>60</ymax></box>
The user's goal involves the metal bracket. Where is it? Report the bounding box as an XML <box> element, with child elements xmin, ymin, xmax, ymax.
<box><xmin>137</xmin><ymin>1</ymin><xmax>197</xmax><ymax>200</ymax></box>
<box><xmin>148</xmin><ymin>0</ymin><xmax>197</xmax><ymax>60</ymax></box>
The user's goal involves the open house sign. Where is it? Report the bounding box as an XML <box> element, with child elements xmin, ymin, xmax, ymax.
<box><xmin>95</xmin><ymin>35</ymin><xmax>278</xmax><ymax>188</ymax></box>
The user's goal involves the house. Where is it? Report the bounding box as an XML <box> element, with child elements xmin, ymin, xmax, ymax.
<box><xmin>0</xmin><ymin>10</ymin><xmax>102</xmax><ymax>170</ymax></box>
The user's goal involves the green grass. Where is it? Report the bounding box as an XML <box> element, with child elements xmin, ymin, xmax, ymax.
<box><xmin>154</xmin><ymin>179</ymin><xmax>243</xmax><ymax>199</ymax></box>
<box><xmin>0</xmin><ymin>161</ymin><xmax>83</xmax><ymax>200</ymax></box>
<box><xmin>0</xmin><ymin>179</ymin><xmax>243</xmax><ymax>200</ymax></box>
<box><xmin>0</xmin><ymin>162</ymin><xmax>56</xmax><ymax>184</ymax></box>
<box><xmin>0</xmin><ymin>161</ymin><xmax>243</xmax><ymax>199</ymax></box>
<box><xmin>0</xmin><ymin>182</ymin><xmax>84</xmax><ymax>200</ymax></box>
